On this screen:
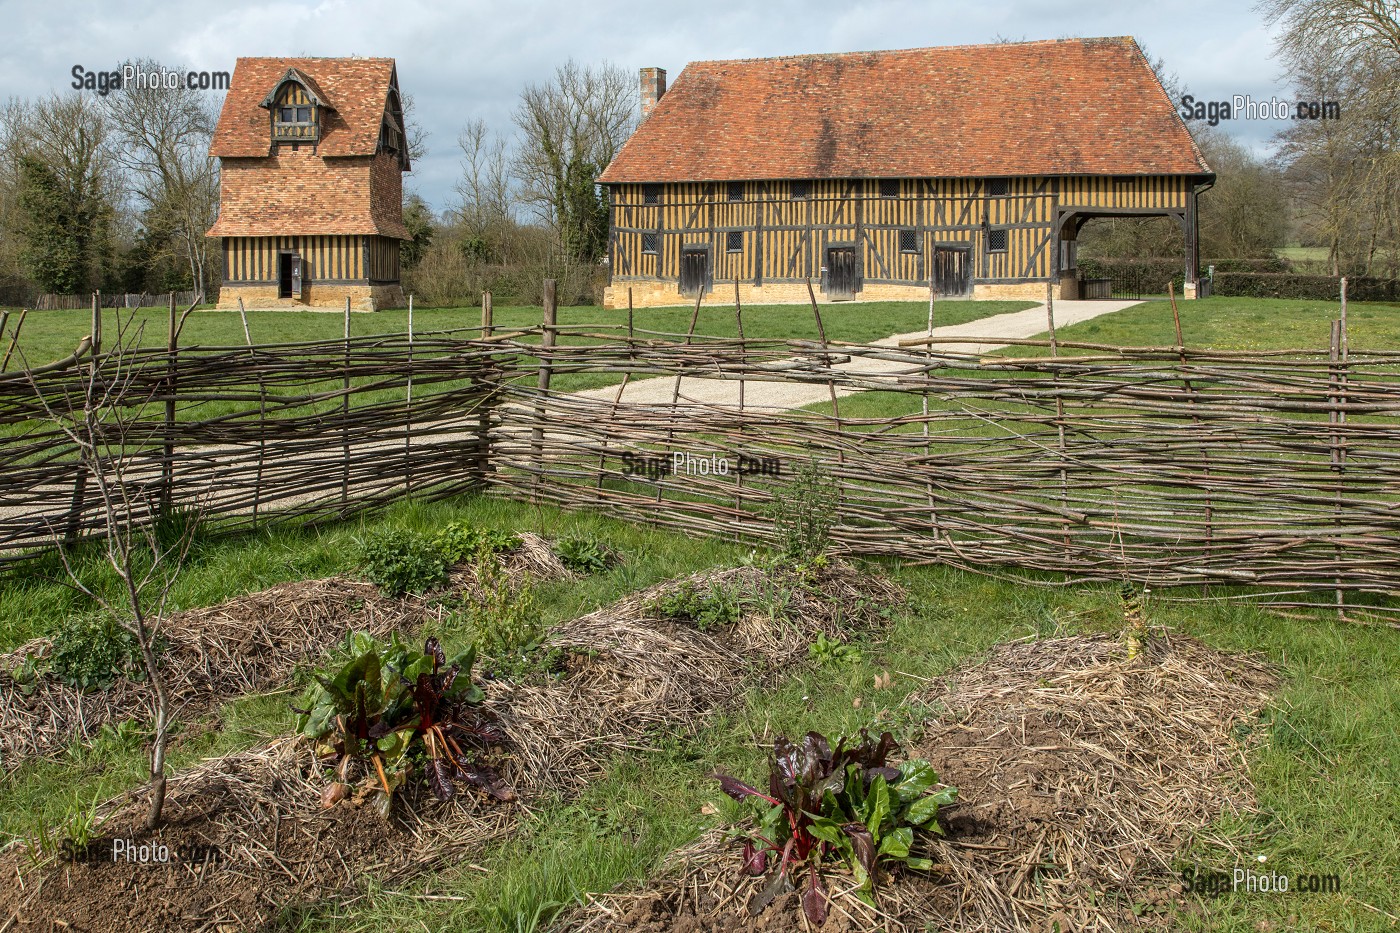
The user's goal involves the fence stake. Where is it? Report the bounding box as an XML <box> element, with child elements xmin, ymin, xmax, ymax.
<box><xmin>923</xmin><ymin>279</ymin><xmax>942</xmax><ymax>555</ymax></box>
<box><xmin>1047</xmin><ymin>283</ymin><xmax>1070</xmax><ymax>559</ymax></box>
<box><xmin>734</xmin><ymin>279</ymin><xmax>746</xmax><ymax>540</ymax></box>
<box><xmin>235</xmin><ymin>297</ymin><xmax>267</xmax><ymax>525</ymax></box>
<box><xmin>1330</xmin><ymin>314</ymin><xmax>1347</xmax><ymax>619</ymax></box>
<box><xmin>1169</xmin><ymin>282</ymin><xmax>1212</xmax><ymax>584</ymax></box>
<box><xmin>532</xmin><ymin>281</ymin><xmax>557</xmax><ymax>500</ymax></box>
<box><xmin>806</xmin><ymin>278</ymin><xmax>843</xmax><ymax>445</ymax></box>
<box><xmin>405</xmin><ymin>293</ymin><xmax>414</xmax><ymax>495</ymax></box>
<box><xmin>0</xmin><ymin>308</ymin><xmax>26</xmax><ymax>372</ymax></box>
<box><xmin>65</xmin><ymin>292</ymin><xmax>103</xmax><ymax>545</ymax></box>
<box><xmin>161</xmin><ymin>294</ymin><xmax>178</xmax><ymax>518</ymax></box>
<box><xmin>482</xmin><ymin>291</ymin><xmax>493</xmax><ymax>338</ymax></box>
<box><xmin>341</xmin><ymin>296</ymin><xmax>351</xmax><ymax>513</ymax></box>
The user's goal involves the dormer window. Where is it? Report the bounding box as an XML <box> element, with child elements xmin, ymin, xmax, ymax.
<box><xmin>262</xmin><ymin>69</ymin><xmax>332</xmax><ymax>145</ymax></box>
<box><xmin>273</xmin><ymin>97</ymin><xmax>318</xmax><ymax>141</ymax></box>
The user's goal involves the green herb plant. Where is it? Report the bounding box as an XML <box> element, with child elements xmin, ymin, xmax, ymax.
<box><xmin>296</xmin><ymin>633</ymin><xmax>512</xmax><ymax>816</ymax></box>
<box><xmin>359</xmin><ymin>529</ymin><xmax>448</xmax><ymax>596</ymax></box>
<box><xmin>654</xmin><ymin>580</ymin><xmax>742</xmax><ymax>630</ymax></box>
<box><xmin>554</xmin><ymin>534</ymin><xmax>612</xmax><ymax>574</ymax></box>
<box><xmin>808</xmin><ymin>632</ymin><xmax>864</xmax><ymax>666</ymax></box>
<box><xmin>432</xmin><ymin>522</ymin><xmax>521</xmax><ymax>565</ymax></box>
<box><xmin>713</xmin><ymin>730</ymin><xmax>956</xmax><ymax>926</ymax></box>
<box><xmin>764</xmin><ymin>459</ymin><xmax>840</xmax><ymax>564</ymax></box>
<box><xmin>47</xmin><ymin>614</ymin><xmax>153</xmax><ymax>691</ymax></box>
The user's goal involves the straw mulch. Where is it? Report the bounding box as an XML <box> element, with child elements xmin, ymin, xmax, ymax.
<box><xmin>0</xmin><ymin>533</ymin><xmax>572</xmax><ymax>772</ymax></box>
<box><xmin>557</xmin><ymin>629</ymin><xmax>1278</xmax><ymax>933</ymax></box>
<box><xmin>0</xmin><ymin>559</ymin><xmax>902</xmax><ymax>933</ymax></box>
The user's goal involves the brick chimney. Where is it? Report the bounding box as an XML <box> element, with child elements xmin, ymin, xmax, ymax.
<box><xmin>640</xmin><ymin>67</ymin><xmax>667</xmax><ymax>120</ymax></box>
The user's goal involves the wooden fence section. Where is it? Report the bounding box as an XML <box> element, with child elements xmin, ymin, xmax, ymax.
<box><xmin>0</xmin><ymin>328</ymin><xmax>514</xmax><ymax>560</ymax></box>
<box><xmin>485</xmin><ymin>331</ymin><xmax>1400</xmax><ymax>617</ymax></box>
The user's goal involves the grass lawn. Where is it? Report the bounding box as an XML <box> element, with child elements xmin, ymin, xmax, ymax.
<box><xmin>0</xmin><ymin>494</ymin><xmax>1395</xmax><ymax>932</ymax></box>
<box><xmin>1025</xmin><ymin>295</ymin><xmax>1400</xmax><ymax>354</ymax></box>
<box><xmin>0</xmin><ymin>299</ymin><xmax>1035</xmax><ymax>370</ymax></box>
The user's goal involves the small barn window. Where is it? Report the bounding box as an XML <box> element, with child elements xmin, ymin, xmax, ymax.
<box><xmin>726</xmin><ymin>231</ymin><xmax>743</xmax><ymax>253</ymax></box>
<box><xmin>879</xmin><ymin>179</ymin><xmax>900</xmax><ymax>198</ymax></box>
<box><xmin>791</xmin><ymin>180</ymin><xmax>809</xmax><ymax>200</ymax></box>
<box><xmin>727</xmin><ymin>182</ymin><xmax>744</xmax><ymax>202</ymax></box>
<box><xmin>986</xmin><ymin>179</ymin><xmax>1009</xmax><ymax>197</ymax></box>
<box><xmin>642</xmin><ymin>233</ymin><xmax>659</xmax><ymax>254</ymax></box>
<box><xmin>898</xmin><ymin>229</ymin><xmax>919</xmax><ymax>253</ymax></box>
<box><xmin>986</xmin><ymin>229</ymin><xmax>1008</xmax><ymax>252</ymax></box>
<box><xmin>643</xmin><ymin>184</ymin><xmax>661</xmax><ymax>205</ymax></box>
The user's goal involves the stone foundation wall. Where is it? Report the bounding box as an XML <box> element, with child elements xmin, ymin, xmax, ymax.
<box><xmin>604</xmin><ymin>280</ymin><xmax>1061</xmax><ymax>309</ymax></box>
<box><xmin>216</xmin><ymin>283</ymin><xmax>406</xmax><ymax>312</ymax></box>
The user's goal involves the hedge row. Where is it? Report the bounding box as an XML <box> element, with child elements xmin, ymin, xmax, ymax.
<box><xmin>1212</xmin><ymin>273</ymin><xmax>1400</xmax><ymax>302</ymax></box>
<box><xmin>1202</xmin><ymin>257</ymin><xmax>1292</xmax><ymax>274</ymax></box>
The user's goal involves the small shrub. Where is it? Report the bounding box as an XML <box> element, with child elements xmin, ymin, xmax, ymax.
<box><xmin>714</xmin><ymin>730</ymin><xmax>957</xmax><ymax>926</ymax></box>
<box><xmin>48</xmin><ymin>614</ymin><xmax>150</xmax><ymax>692</ymax></box>
<box><xmin>360</xmin><ymin>529</ymin><xmax>447</xmax><ymax>596</ymax></box>
<box><xmin>554</xmin><ymin>534</ymin><xmax>611</xmax><ymax>574</ymax></box>
<box><xmin>655</xmin><ymin>580</ymin><xmax>742</xmax><ymax>630</ymax></box>
<box><xmin>456</xmin><ymin>560</ymin><xmax>541</xmax><ymax>666</ymax></box>
<box><xmin>432</xmin><ymin>522</ymin><xmax>521</xmax><ymax>565</ymax></box>
<box><xmin>765</xmin><ymin>460</ymin><xmax>840</xmax><ymax>562</ymax></box>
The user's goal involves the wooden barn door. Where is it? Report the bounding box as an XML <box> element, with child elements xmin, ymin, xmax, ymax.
<box><xmin>826</xmin><ymin>246</ymin><xmax>860</xmax><ymax>300</ymax></box>
<box><xmin>679</xmin><ymin>246</ymin><xmax>709</xmax><ymax>298</ymax></box>
<box><xmin>933</xmin><ymin>246</ymin><xmax>971</xmax><ymax>297</ymax></box>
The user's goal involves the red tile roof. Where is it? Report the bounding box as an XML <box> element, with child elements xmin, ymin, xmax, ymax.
<box><xmin>599</xmin><ymin>37</ymin><xmax>1211</xmax><ymax>184</ymax></box>
<box><xmin>211</xmin><ymin>57</ymin><xmax>399</xmax><ymax>159</ymax></box>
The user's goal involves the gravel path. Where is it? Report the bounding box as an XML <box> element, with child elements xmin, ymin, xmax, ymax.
<box><xmin>570</xmin><ymin>299</ymin><xmax>1143</xmax><ymax>412</ymax></box>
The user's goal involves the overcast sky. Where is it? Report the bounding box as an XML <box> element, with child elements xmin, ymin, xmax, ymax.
<box><xmin>0</xmin><ymin>0</ymin><xmax>1300</xmax><ymax>214</ymax></box>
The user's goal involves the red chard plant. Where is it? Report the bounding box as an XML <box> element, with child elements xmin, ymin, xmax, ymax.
<box><xmin>713</xmin><ymin>729</ymin><xmax>956</xmax><ymax>925</ymax></box>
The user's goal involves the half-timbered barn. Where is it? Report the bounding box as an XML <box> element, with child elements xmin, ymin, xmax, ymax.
<box><xmin>208</xmin><ymin>57</ymin><xmax>411</xmax><ymax>311</ymax></box>
<box><xmin>599</xmin><ymin>37</ymin><xmax>1213</xmax><ymax>308</ymax></box>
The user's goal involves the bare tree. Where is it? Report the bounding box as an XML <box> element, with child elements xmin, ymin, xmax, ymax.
<box><xmin>512</xmin><ymin>59</ymin><xmax>634</xmax><ymax>262</ymax></box>
<box><xmin>1259</xmin><ymin>0</ymin><xmax>1400</xmax><ymax>275</ymax></box>
<box><xmin>1256</xmin><ymin>0</ymin><xmax>1400</xmax><ymax>63</ymax></box>
<box><xmin>455</xmin><ymin>118</ymin><xmax>515</xmax><ymax>248</ymax></box>
<box><xmin>103</xmin><ymin>60</ymin><xmax>219</xmax><ymax>299</ymax></box>
<box><xmin>25</xmin><ymin>314</ymin><xmax>201</xmax><ymax>829</ymax></box>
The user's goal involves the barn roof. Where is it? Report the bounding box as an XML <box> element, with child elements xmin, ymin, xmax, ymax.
<box><xmin>598</xmin><ymin>37</ymin><xmax>1211</xmax><ymax>184</ymax></box>
<box><xmin>211</xmin><ymin>57</ymin><xmax>401</xmax><ymax>161</ymax></box>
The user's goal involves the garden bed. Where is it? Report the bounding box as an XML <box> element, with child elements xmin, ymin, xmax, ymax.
<box><xmin>0</xmin><ymin>559</ymin><xmax>901</xmax><ymax>931</ymax></box>
<box><xmin>557</xmin><ymin>630</ymin><xmax>1278</xmax><ymax>932</ymax></box>
<box><xmin>0</xmin><ymin>533</ymin><xmax>571</xmax><ymax>771</ymax></box>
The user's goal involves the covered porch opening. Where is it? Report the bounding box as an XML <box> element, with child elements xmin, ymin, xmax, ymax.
<box><xmin>1053</xmin><ymin>204</ymin><xmax>1200</xmax><ymax>300</ymax></box>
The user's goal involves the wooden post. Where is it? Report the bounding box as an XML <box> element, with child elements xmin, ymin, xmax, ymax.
<box><xmin>1047</xmin><ymin>283</ymin><xmax>1070</xmax><ymax>559</ymax></box>
<box><xmin>341</xmin><ymin>296</ymin><xmax>351</xmax><ymax>513</ymax></box>
<box><xmin>1330</xmin><ymin>316</ymin><xmax>1346</xmax><ymax>619</ymax></box>
<box><xmin>1170</xmin><ymin>281</ymin><xmax>1211</xmax><ymax>584</ymax></box>
<box><xmin>1</xmin><ymin>308</ymin><xmax>28</xmax><ymax>372</ymax></box>
<box><xmin>734</xmin><ymin>279</ymin><xmax>746</xmax><ymax>539</ymax></box>
<box><xmin>65</xmin><ymin>293</ymin><xmax>103</xmax><ymax>545</ymax></box>
<box><xmin>482</xmin><ymin>291</ymin><xmax>493</xmax><ymax>338</ymax></box>
<box><xmin>235</xmin><ymin>297</ymin><xmax>267</xmax><ymax>525</ymax></box>
<box><xmin>531</xmin><ymin>280</ymin><xmax>557</xmax><ymax>499</ymax></box>
<box><xmin>923</xmin><ymin>279</ymin><xmax>941</xmax><ymax>555</ymax></box>
<box><xmin>161</xmin><ymin>294</ymin><xmax>177</xmax><ymax>518</ymax></box>
<box><xmin>405</xmin><ymin>294</ymin><xmax>414</xmax><ymax>495</ymax></box>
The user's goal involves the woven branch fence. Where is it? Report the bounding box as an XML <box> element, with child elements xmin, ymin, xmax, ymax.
<box><xmin>0</xmin><ymin>288</ymin><xmax>1396</xmax><ymax>620</ymax></box>
<box><xmin>0</xmin><ymin>300</ymin><xmax>515</xmax><ymax>559</ymax></box>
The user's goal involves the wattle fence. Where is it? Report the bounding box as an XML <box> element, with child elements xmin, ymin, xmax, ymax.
<box><xmin>0</xmin><ymin>296</ymin><xmax>1396</xmax><ymax>622</ymax></box>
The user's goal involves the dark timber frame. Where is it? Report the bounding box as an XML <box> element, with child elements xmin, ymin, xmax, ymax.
<box><xmin>606</xmin><ymin>174</ymin><xmax>1212</xmax><ymax>297</ymax></box>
